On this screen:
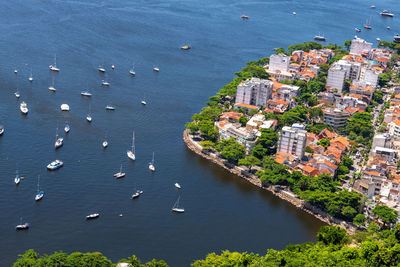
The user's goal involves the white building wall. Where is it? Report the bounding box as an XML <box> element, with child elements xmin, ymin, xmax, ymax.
<box><xmin>269</xmin><ymin>54</ymin><xmax>290</xmax><ymax>72</ymax></box>
<box><xmin>350</xmin><ymin>37</ymin><xmax>373</xmax><ymax>55</ymax></box>
<box><xmin>327</xmin><ymin>65</ymin><xmax>347</xmax><ymax>93</ymax></box>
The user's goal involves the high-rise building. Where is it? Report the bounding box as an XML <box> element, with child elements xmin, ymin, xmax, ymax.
<box><xmin>326</xmin><ymin>64</ymin><xmax>347</xmax><ymax>93</ymax></box>
<box><xmin>359</xmin><ymin>67</ymin><xmax>380</xmax><ymax>88</ymax></box>
<box><xmin>323</xmin><ymin>108</ymin><xmax>350</xmax><ymax>128</ymax></box>
<box><xmin>277</xmin><ymin>125</ymin><xmax>307</xmax><ymax>159</ymax></box>
<box><xmin>235</xmin><ymin>78</ymin><xmax>273</xmax><ymax>106</ymax></box>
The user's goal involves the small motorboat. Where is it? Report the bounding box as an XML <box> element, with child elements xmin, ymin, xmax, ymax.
<box><xmin>364</xmin><ymin>25</ymin><xmax>372</xmax><ymax>30</ymax></box>
<box><xmin>394</xmin><ymin>34</ymin><xmax>400</xmax><ymax>43</ymax></box>
<box><xmin>370</xmin><ymin>5</ymin><xmax>376</xmax><ymax>9</ymax></box>
<box><xmin>28</xmin><ymin>76</ymin><xmax>33</xmax><ymax>82</ymax></box>
<box><xmin>15</xmin><ymin>91</ymin><xmax>20</xmax><ymax>98</ymax></box>
<box><xmin>105</xmin><ymin>105</ymin><xmax>115</xmax><ymax>110</ymax></box>
<box><xmin>15</xmin><ymin>221</ymin><xmax>29</xmax><ymax>231</ymax></box>
<box><xmin>86</xmin><ymin>213</ymin><xmax>99</xmax><ymax>220</ymax></box>
<box><xmin>141</xmin><ymin>100</ymin><xmax>147</xmax><ymax>105</ymax></box>
<box><xmin>47</xmin><ymin>160</ymin><xmax>63</xmax><ymax>170</ymax></box>
<box><xmin>0</xmin><ymin>125</ymin><xmax>4</xmax><ymax>136</ymax></box>
<box><xmin>102</xmin><ymin>140</ymin><xmax>108</xmax><ymax>148</ymax></box>
<box><xmin>314</xmin><ymin>35</ymin><xmax>326</xmax><ymax>41</ymax></box>
<box><xmin>376</xmin><ymin>37</ymin><xmax>381</xmax><ymax>41</ymax></box>
<box><xmin>101</xmin><ymin>80</ymin><xmax>110</xmax><ymax>87</ymax></box>
<box><xmin>60</xmin><ymin>104</ymin><xmax>70</xmax><ymax>111</ymax></box>
<box><xmin>240</xmin><ymin>14</ymin><xmax>249</xmax><ymax>19</ymax></box>
<box><xmin>181</xmin><ymin>45</ymin><xmax>191</xmax><ymax>50</ymax></box>
<box><xmin>55</xmin><ymin>137</ymin><xmax>63</xmax><ymax>149</ymax></box>
<box><xmin>20</xmin><ymin>102</ymin><xmax>28</xmax><ymax>114</ymax></box>
<box><xmin>387</xmin><ymin>26</ymin><xmax>391</xmax><ymax>30</ymax></box>
<box><xmin>292</xmin><ymin>12</ymin><xmax>296</xmax><ymax>15</ymax></box>
<box><xmin>380</xmin><ymin>10</ymin><xmax>394</xmax><ymax>17</ymax></box>
<box><xmin>114</xmin><ymin>164</ymin><xmax>126</xmax><ymax>179</ymax></box>
<box><xmin>48</xmin><ymin>85</ymin><xmax>56</xmax><ymax>92</ymax></box>
<box><xmin>111</xmin><ymin>64</ymin><xmax>115</xmax><ymax>70</ymax></box>
<box><xmin>86</xmin><ymin>115</ymin><xmax>92</xmax><ymax>123</ymax></box>
<box><xmin>98</xmin><ymin>67</ymin><xmax>106</xmax><ymax>73</ymax></box>
<box><xmin>64</xmin><ymin>123</ymin><xmax>70</xmax><ymax>133</ymax></box>
<box><xmin>14</xmin><ymin>69</ymin><xmax>18</xmax><ymax>74</ymax></box>
<box><xmin>149</xmin><ymin>152</ymin><xmax>155</xmax><ymax>172</ymax></box>
<box><xmin>14</xmin><ymin>170</ymin><xmax>20</xmax><ymax>185</ymax></box>
<box><xmin>175</xmin><ymin>183</ymin><xmax>181</xmax><ymax>189</ymax></box>
<box><xmin>131</xmin><ymin>190</ymin><xmax>143</xmax><ymax>199</ymax></box>
<box><xmin>81</xmin><ymin>91</ymin><xmax>92</xmax><ymax>97</ymax></box>
<box><xmin>153</xmin><ymin>67</ymin><xmax>159</xmax><ymax>72</ymax></box>
<box><xmin>129</xmin><ymin>70</ymin><xmax>136</xmax><ymax>76</ymax></box>
<box><xmin>355</xmin><ymin>28</ymin><xmax>361</xmax><ymax>32</ymax></box>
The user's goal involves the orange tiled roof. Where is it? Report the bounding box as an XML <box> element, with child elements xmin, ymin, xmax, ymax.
<box><xmin>331</xmin><ymin>136</ymin><xmax>350</xmax><ymax>149</ymax></box>
<box><xmin>364</xmin><ymin>170</ymin><xmax>382</xmax><ymax>177</ymax></box>
<box><xmin>234</xmin><ymin>103</ymin><xmax>259</xmax><ymax>110</ymax></box>
<box><xmin>391</xmin><ymin>119</ymin><xmax>400</xmax><ymax>127</ymax></box>
<box><xmin>345</xmin><ymin>106</ymin><xmax>362</xmax><ymax>115</ymax></box>
<box><xmin>316</xmin><ymin>160</ymin><xmax>338</xmax><ymax>170</ymax></box>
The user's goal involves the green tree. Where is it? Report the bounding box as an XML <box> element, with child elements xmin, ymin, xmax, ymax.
<box><xmin>353</xmin><ymin>214</ymin><xmax>366</xmax><ymax>226</ymax></box>
<box><xmin>258</xmin><ymin>128</ymin><xmax>278</xmax><ymax>154</ymax></box>
<box><xmin>373</xmin><ymin>205</ymin><xmax>398</xmax><ymax>227</ymax></box>
<box><xmin>215</xmin><ymin>138</ymin><xmax>246</xmax><ymax>164</ymax></box>
<box><xmin>317</xmin><ymin>138</ymin><xmax>330</xmax><ymax>149</ymax></box>
<box><xmin>251</xmin><ymin>144</ymin><xmax>267</xmax><ymax>159</ymax></box>
<box><xmin>238</xmin><ymin>115</ymin><xmax>249</xmax><ymax>127</ymax></box>
<box><xmin>238</xmin><ymin>155</ymin><xmax>261</xmax><ymax>171</ymax></box>
<box><xmin>200</xmin><ymin>140</ymin><xmax>215</xmax><ymax>149</ymax></box>
<box><xmin>379</xmin><ymin>72</ymin><xmax>391</xmax><ymax>87</ymax></box>
<box><xmin>373</xmin><ymin>90</ymin><xmax>383</xmax><ymax>104</ymax></box>
<box><xmin>341</xmin><ymin>156</ymin><xmax>354</xmax><ymax>169</ymax></box>
<box><xmin>317</xmin><ymin>226</ymin><xmax>347</xmax><ymax>245</ymax></box>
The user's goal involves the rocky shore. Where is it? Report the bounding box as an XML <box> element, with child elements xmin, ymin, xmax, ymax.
<box><xmin>183</xmin><ymin>129</ymin><xmax>358</xmax><ymax>234</ymax></box>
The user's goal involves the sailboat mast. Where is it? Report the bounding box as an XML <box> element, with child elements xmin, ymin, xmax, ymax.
<box><xmin>132</xmin><ymin>131</ymin><xmax>135</xmax><ymax>153</ymax></box>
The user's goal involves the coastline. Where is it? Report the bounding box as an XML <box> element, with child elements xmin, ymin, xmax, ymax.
<box><xmin>183</xmin><ymin>129</ymin><xmax>358</xmax><ymax>234</ymax></box>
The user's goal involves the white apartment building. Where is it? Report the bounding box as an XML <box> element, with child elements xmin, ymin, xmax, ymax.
<box><xmin>350</xmin><ymin>37</ymin><xmax>373</xmax><ymax>55</ymax></box>
<box><xmin>372</xmin><ymin>133</ymin><xmax>393</xmax><ymax>150</ymax></box>
<box><xmin>269</xmin><ymin>54</ymin><xmax>290</xmax><ymax>72</ymax></box>
<box><xmin>235</xmin><ymin>78</ymin><xmax>273</xmax><ymax>106</ymax></box>
<box><xmin>359</xmin><ymin>67</ymin><xmax>380</xmax><ymax>88</ymax></box>
<box><xmin>388</xmin><ymin>120</ymin><xmax>400</xmax><ymax>138</ymax></box>
<box><xmin>326</xmin><ymin>64</ymin><xmax>347</xmax><ymax>93</ymax></box>
<box><xmin>337</xmin><ymin>60</ymin><xmax>361</xmax><ymax>81</ymax></box>
<box><xmin>323</xmin><ymin>108</ymin><xmax>350</xmax><ymax>128</ymax></box>
<box><xmin>277</xmin><ymin>125</ymin><xmax>307</xmax><ymax>159</ymax></box>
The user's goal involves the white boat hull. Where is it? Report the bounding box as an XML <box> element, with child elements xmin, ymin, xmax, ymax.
<box><xmin>127</xmin><ymin>151</ymin><xmax>135</xmax><ymax>160</ymax></box>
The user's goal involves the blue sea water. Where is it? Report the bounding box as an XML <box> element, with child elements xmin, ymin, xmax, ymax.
<box><xmin>0</xmin><ymin>0</ymin><xmax>398</xmax><ymax>265</ymax></box>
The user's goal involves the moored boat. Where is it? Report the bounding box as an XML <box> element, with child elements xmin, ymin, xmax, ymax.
<box><xmin>20</xmin><ymin>102</ymin><xmax>28</xmax><ymax>114</ymax></box>
<box><xmin>172</xmin><ymin>196</ymin><xmax>184</xmax><ymax>213</ymax></box>
<box><xmin>60</xmin><ymin>104</ymin><xmax>70</xmax><ymax>111</ymax></box>
<box><xmin>47</xmin><ymin>160</ymin><xmax>63</xmax><ymax>170</ymax></box>
<box><xmin>86</xmin><ymin>213</ymin><xmax>99</xmax><ymax>220</ymax></box>
<box><xmin>127</xmin><ymin>131</ymin><xmax>136</xmax><ymax>160</ymax></box>
<box><xmin>105</xmin><ymin>105</ymin><xmax>115</xmax><ymax>110</ymax></box>
<box><xmin>114</xmin><ymin>164</ymin><xmax>126</xmax><ymax>178</ymax></box>
<box><xmin>0</xmin><ymin>125</ymin><xmax>4</xmax><ymax>136</ymax></box>
<box><xmin>81</xmin><ymin>90</ymin><xmax>92</xmax><ymax>97</ymax></box>
<box><xmin>175</xmin><ymin>183</ymin><xmax>181</xmax><ymax>189</ymax></box>
<box><xmin>15</xmin><ymin>218</ymin><xmax>29</xmax><ymax>230</ymax></box>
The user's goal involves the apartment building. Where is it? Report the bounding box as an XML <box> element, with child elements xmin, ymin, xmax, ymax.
<box><xmin>235</xmin><ymin>78</ymin><xmax>273</xmax><ymax>106</ymax></box>
<box><xmin>323</xmin><ymin>108</ymin><xmax>350</xmax><ymax>128</ymax></box>
<box><xmin>326</xmin><ymin>64</ymin><xmax>347</xmax><ymax>93</ymax></box>
<box><xmin>350</xmin><ymin>37</ymin><xmax>373</xmax><ymax>55</ymax></box>
<box><xmin>277</xmin><ymin>125</ymin><xmax>307</xmax><ymax>159</ymax></box>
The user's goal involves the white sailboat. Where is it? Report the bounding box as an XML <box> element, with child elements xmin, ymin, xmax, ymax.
<box><xmin>103</xmin><ymin>131</ymin><xmax>108</xmax><ymax>148</ymax></box>
<box><xmin>28</xmin><ymin>69</ymin><xmax>33</xmax><ymax>82</ymax></box>
<box><xmin>175</xmin><ymin>183</ymin><xmax>181</xmax><ymax>189</ymax></box>
<box><xmin>129</xmin><ymin>63</ymin><xmax>136</xmax><ymax>76</ymax></box>
<box><xmin>49</xmin><ymin>55</ymin><xmax>60</xmax><ymax>72</ymax></box>
<box><xmin>35</xmin><ymin>175</ymin><xmax>44</xmax><ymax>201</ymax></box>
<box><xmin>48</xmin><ymin>76</ymin><xmax>56</xmax><ymax>92</ymax></box>
<box><xmin>172</xmin><ymin>196</ymin><xmax>184</xmax><ymax>213</ymax></box>
<box><xmin>127</xmin><ymin>131</ymin><xmax>135</xmax><ymax>160</ymax></box>
<box><xmin>81</xmin><ymin>90</ymin><xmax>92</xmax><ymax>97</ymax></box>
<box><xmin>54</xmin><ymin>127</ymin><xmax>63</xmax><ymax>149</ymax></box>
<box><xmin>14</xmin><ymin>169</ymin><xmax>21</xmax><ymax>185</ymax></box>
<box><xmin>20</xmin><ymin>102</ymin><xmax>28</xmax><ymax>114</ymax></box>
<box><xmin>101</xmin><ymin>77</ymin><xmax>110</xmax><ymax>87</ymax></box>
<box><xmin>15</xmin><ymin>217</ymin><xmax>29</xmax><ymax>230</ymax></box>
<box><xmin>113</xmin><ymin>164</ymin><xmax>126</xmax><ymax>178</ymax></box>
<box><xmin>148</xmin><ymin>152</ymin><xmax>155</xmax><ymax>171</ymax></box>
<box><xmin>86</xmin><ymin>104</ymin><xmax>92</xmax><ymax>123</ymax></box>
<box><xmin>141</xmin><ymin>94</ymin><xmax>147</xmax><ymax>105</ymax></box>
<box><xmin>15</xmin><ymin>91</ymin><xmax>20</xmax><ymax>98</ymax></box>
<box><xmin>153</xmin><ymin>66</ymin><xmax>160</xmax><ymax>72</ymax></box>
<box><xmin>98</xmin><ymin>63</ymin><xmax>106</xmax><ymax>73</ymax></box>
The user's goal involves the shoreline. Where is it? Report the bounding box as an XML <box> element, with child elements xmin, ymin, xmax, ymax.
<box><xmin>183</xmin><ymin>129</ymin><xmax>358</xmax><ymax>234</ymax></box>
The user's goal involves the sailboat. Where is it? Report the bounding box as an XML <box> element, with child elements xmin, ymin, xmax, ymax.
<box><xmin>131</xmin><ymin>173</ymin><xmax>143</xmax><ymax>199</ymax></box>
<box><xmin>64</xmin><ymin>122</ymin><xmax>70</xmax><ymax>133</ymax></box>
<box><xmin>54</xmin><ymin>127</ymin><xmax>63</xmax><ymax>149</ymax></box>
<box><xmin>141</xmin><ymin>94</ymin><xmax>147</xmax><ymax>105</ymax></box>
<box><xmin>148</xmin><ymin>152</ymin><xmax>155</xmax><ymax>171</ymax></box>
<box><xmin>14</xmin><ymin>69</ymin><xmax>18</xmax><ymax>74</ymax></box>
<box><xmin>127</xmin><ymin>131</ymin><xmax>135</xmax><ymax>160</ymax></box>
<box><xmin>98</xmin><ymin>63</ymin><xmax>106</xmax><ymax>73</ymax></box>
<box><xmin>113</xmin><ymin>164</ymin><xmax>126</xmax><ymax>178</ymax></box>
<box><xmin>102</xmin><ymin>132</ymin><xmax>108</xmax><ymax>148</ymax></box>
<box><xmin>81</xmin><ymin>90</ymin><xmax>92</xmax><ymax>97</ymax></box>
<box><xmin>14</xmin><ymin>169</ymin><xmax>20</xmax><ymax>185</ymax></box>
<box><xmin>48</xmin><ymin>76</ymin><xmax>56</xmax><ymax>92</ymax></box>
<box><xmin>15</xmin><ymin>91</ymin><xmax>20</xmax><ymax>98</ymax></box>
<box><xmin>0</xmin><ymin>125</ymin><xmax>4</xmax><ymax>136</ymax></box>
<box><xmin>175</xmin><ymin>183</ymin><xmax>181</xmax><ymax>189</ymax></box>
<box><xmin>129</xmin><ymin>64</ymin><xmax>136</xmax><ymax>76</ymax></box>
<box><xmin>15</xmin><ymin>217</ymin><xmax>29</xmax><ymax>230</ymax></box>
<box><xmin>35</xmin><ymin>175</ymin><xmax>44</xmax><ymax>201</ymax></box>
<box><xmin>153</xmin><ymin>66</ymin><xmax>160</xmax><ymax>72</ymax></box>
<box><xmin>101</xmin><ymin>76</ymin><xmax>110</xmax><ymax>87</ymax></box>
<box><xmin>364</xmin><ymin>17</ymin><xmax>372</xmax><ymax>29</ymax></box>
<box><xmin>86</xmin><ymin>213</ymin><xmax>99</xmax><ymax>220</ymax></box>
<box><xmin>86</xmin><ymin>104</ymin><xmax>92</xmax><ymax>122</ymax></box>
<box><xmin>172</xmin><ymin>196</ymin><xmax>184</xmax><ymax>213</ymax></box>
<box><xmin>28</xmin><ymin>69</ymin><xmax>33</xmax><ymax>82</ymax></box>
<box><xmin>49</xmin><ymin>55</ymin><xmax>60</xmax><ymax>72</ymax></box>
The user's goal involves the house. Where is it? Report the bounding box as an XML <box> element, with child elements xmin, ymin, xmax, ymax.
<box><xmin>317</xmin><ymin>128</ymin><xmax>337</xmax><ymax>140</ymax></box>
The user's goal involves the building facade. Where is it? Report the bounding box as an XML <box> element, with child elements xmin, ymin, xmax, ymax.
<box><xmin>277</xmin><ymin>125</ymin><xmax>307</xmax><ymax>159</ymax></box>
<box><xmin>235</xmin><ymin>78</ymin><xmax>273</xmax><ymax>106</ymax></box>
<box><xmin>326</xmin><ymin>64</ymin><xmax>347</xmax><ymax>93</ymax></box>
<box><xmin>323</xmin><ymin>108</ymin><xmax>350</xmax><ymax>128</ymax></box>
